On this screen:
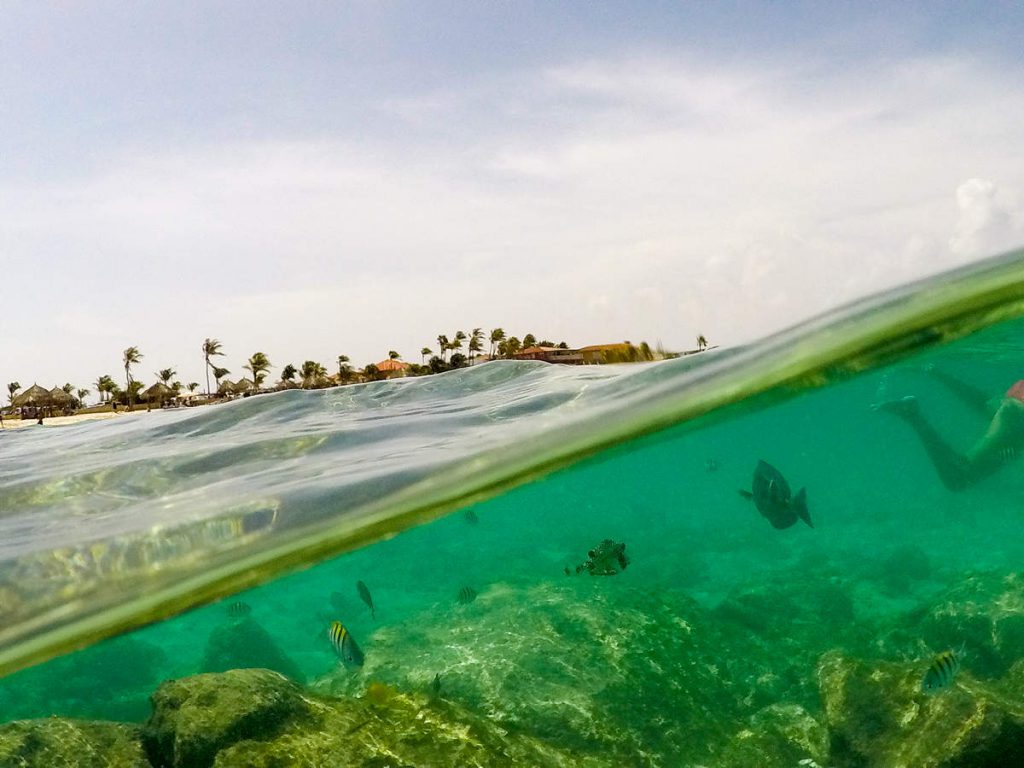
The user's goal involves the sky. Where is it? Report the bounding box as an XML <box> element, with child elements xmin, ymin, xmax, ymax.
<box><xmin>2</xmin><ymin>2</ymin><xmax>1024</xmax><ymax>395</ymax></box>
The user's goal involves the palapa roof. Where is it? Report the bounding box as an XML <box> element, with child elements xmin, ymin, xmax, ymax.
<box><xmin>48</xmin><ymin>387</ymin><xmax>73</xmax><ymax>404</ymax></box>
<box><xmin>142</xmin><ymin>382</ymin><xmax>175</xmax><ymax>399</ymax></box>
<box><xmin>12</xmin><ymin>384</ymin><xmax>51</xmax><ymax>407</ymax></box>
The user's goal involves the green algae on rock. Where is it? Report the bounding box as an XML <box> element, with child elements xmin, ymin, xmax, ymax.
<box><xmin>140</xmin><ymin>667</ymin><xmax>594</xmax><ymax>767</ymax></box>
<box><xmin>142</xmin><ymin>669</ymin><xmax>314</xmax><ymax>768</ymax></box>
<box><xmin>818</xmin><ymin>650</ymin><xmax>1024</xmax><ymax>767</ymax></box>
<box><xmin>717</xmin><ymin>703</ymin><xmax>828</xmax><ymax>768</ymax></box>
<box><xmin>0</xmin><ymin>719</ymin><xmax>151</xmax><ymax>768</ymax></box>
<box><xmin>916</xmin><ymin>571</ymin><xmax>1024</xmax><ymax>680</ymax></box>
<box><xmin>310</xmin><ymin>579</ymin><xmax>822</xmax><ymax>766</ymax></box>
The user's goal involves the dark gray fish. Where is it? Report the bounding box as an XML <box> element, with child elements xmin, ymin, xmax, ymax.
<box><xmin>431</xmin><ymin>673</ymin><xmax>442</xmax><ymax>695</ymax></box>
<box><xmin>464</xmin><ymin>509</ymin><xmax>479</xmax><ymax>525</ymax></box>
<box><xmin>356</xmin><ymin>580</ymin><xmax>375</xmax><ymax>619</ymax></box>
<box><xmin>226</xmin><ymin>601</ymin><xmax>251</xmax><ymax>619</ymax></box>
<box><xmin>457</xmin><ymin>586</ymin><xmax>477</xmax><ymax>604</ymax></box>
<box><xmin>328</xmin><ymin>620</ymin><xmax>365</xmax><ymax>667</ymax></box>
<box><xmin>704</xmin><ymin>458</ymin><xmax>720</xmax><ymax>473</ymax></box>
<box><xmin>572</xmin><ymin>539</ymin><xmax>629</xmax><ymax>576</ymax></box>
<box><xmin>738</xmin><ymin>459</ymin><xmax>812</xmax><ymax>529</ymax></box>
<box><xmin>922</xmin><ymin>648</ymin><xmax>961</xmax><ymax>693</ymax></box>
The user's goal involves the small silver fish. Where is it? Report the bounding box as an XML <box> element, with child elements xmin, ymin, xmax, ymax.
<box><xmin>356</xmin><ymin>580</ymin><xmax>375</xmax><ymax>619</ymax></box>
<box><xmin>921</xmin><ymin>648</ymin><xmax>961</xmax><ymax>693</ymax></box>
<box><xmin>457</xmin><ymin>586</ymin><xmax>477</xmax><ymax>604</ymax></box>
<box><xmin>328</xmin><ymin>620</ymin><xmax>365</xmax><ymax>667</ymax></box>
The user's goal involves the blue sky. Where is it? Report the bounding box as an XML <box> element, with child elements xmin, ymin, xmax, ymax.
<box><xmin>2</xmin><ymin>2</ymin><xmax>1023</xmax><ymax>394</ymax></box>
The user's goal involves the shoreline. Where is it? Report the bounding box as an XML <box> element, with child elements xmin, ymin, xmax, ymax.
<box><xmin>0</xmin><ymin>412</ymin><xmax>126</xmax><ymax>430</ymax></box>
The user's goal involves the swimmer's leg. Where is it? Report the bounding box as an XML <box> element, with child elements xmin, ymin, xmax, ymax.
<box><xmin>966</xmin><ymin>399</ymin><xmax>1024</xmax><ymax>472</ymax></box>
<box><xmin>876</xmin><ymin>396</ymin><xmax>974</xmax><ymax>491</ymax></box>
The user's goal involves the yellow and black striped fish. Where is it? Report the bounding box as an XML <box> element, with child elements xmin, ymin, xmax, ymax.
<box><xmin>328</xmin><ymin>620</ymin><xmax>365</xmax><ymax>667</ymax></box>
<box><xmin>921</xmin><ymin>648</ymin><xmax>961</xmax><ymax>693</ymax></box>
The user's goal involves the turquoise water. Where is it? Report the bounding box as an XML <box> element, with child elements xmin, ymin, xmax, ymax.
<box><xmin>1</xmin><ymin>252</ymin><xmax>1024</xmax><ymax>766</ymax></box>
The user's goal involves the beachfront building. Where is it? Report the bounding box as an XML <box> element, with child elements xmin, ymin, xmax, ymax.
<box><xmin>512</xmin><ymin>346</ymin><xmax>584</xmax><ymax>364</ymax></box>
<box><xmin>374</xmin><ymin>359</ymin><xmax>411</xmax><ymax>378</ymax></box>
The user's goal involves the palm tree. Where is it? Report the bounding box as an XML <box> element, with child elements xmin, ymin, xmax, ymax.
<box><xmin>243</xmin><ymin>352</ymin><xmax>272</xmax><ymax>393</ymax></box>
<box><xmin>157</xmin><ymin>368</ymin><xmax>176</xmax><ymax>385</ymax></box>
<box><xmin>337</xmin><ymin>355</ymin><xmax>352</xmax><ymax>383</ymax></box>
<box><xmin>436</xmin><ymin>334</ymin><xmax>449</xmax><ymax>363</ymax></box>
<box><xmin>300</xmin><ymin>360</ymin><xmax>328</xmax><ymax>388</ymax></box>
<box><xmin>469</xmin><ymin>328</ymin><xmax>483</xmax><ymax>361</ymax></box>
<box><xmin>123</xmin><ymin>346</ymin><xmax>143</xmax><ymax>409</ymax></box>
<box><xmin>212</xmin><ymin>366</ymin><xmax>230</xmax><ymax>392</ymax></box>
<box><xmin>451</xmin><ymin>331</ymin><xmax>466</xmax><ymax>357</ymax></box>
<box><xmin>187</xmin><ymin>382</ymin><xmax>199</xmax><ymax>393</ymax></box>
<box><xmin>489</xmin><ymin>328</ymin><xmax>505</xmax><ymax>358</ymax></box>
<box><xmin>522</xmin><ymin>333</ymin><xmax>537</xmax><ymax>349</ymax></box>
<box><xmin>696</xmin><ymin>334</ymin><xmax>708</xmax><ymax>351</ymax></box>
<box><xmin>202</xmin><ymin>338</ymin><xmax>225</xmax><ymax>396</ymax></box>
<box><xmin>61</xmin><ymin>382</ymin><xmax>74</xmax><ymax>395</ymax></box>
<box><xmin>388</xmin><ymin>350</ymin><xmax>400</xmax><ymax>360</ymax></box>
<box><xmin>420</xmin><ymin>347</ymin><xmax>432</xmax><ymax>364</ymax></box>
<box><xmin>7</xmin><ymin>382</ymin><xmax>20</xmax><ymax>405</ymax></box>
<box><xmin>503</xmin><ymin>336</ymin><xmax>522</xmax><ymax>358</ymax></box>
<box><xmin>281</xmin><ymin>364</ymin><xmax>297</xmax><ymax>383</ymax></box>
<box><xmin>76</xmin><ymin>388</ymin><xmax>89</xmax><ymax>406</ymax></box>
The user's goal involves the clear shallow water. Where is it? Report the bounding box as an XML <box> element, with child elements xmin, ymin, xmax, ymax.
<box><xmin>1</xmin><ymin>251</ymin><xmax>1024</xmax><ymax>766</ymax></box>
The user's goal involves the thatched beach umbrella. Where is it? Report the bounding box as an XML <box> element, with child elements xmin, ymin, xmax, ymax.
<box><xmin>12</xmin><ymin>384</ymin><xmax>52</xmax><ymax>407</ymax></box>
<box><xmin>218</xmin><ymin>379</ymin><xmax>236</xmax><ymax>395</ymax></box>
<box><xmin>141</xmin><ymin>382</ymin><xmax>176</xmax><ymax>407</ymax></box>
<box><xmin>48</xmin><ymin>387</ymin><xmax>73</xmax><ymax>406</ymax></box>
<box><xmin>142</xmin><ymin>382</ymin><xmax>175</xmax><ymax>401</ymax></box>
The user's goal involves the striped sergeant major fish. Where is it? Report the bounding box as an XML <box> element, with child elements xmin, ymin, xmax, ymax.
<box><xmin>328</xmin><ymin>620</ymin><xmax>365</xmax><ymax>668</ymax></box>
<box><xmin>921</xmin><ymin>647</ymin><xmax>962</xmax><ymax>693</ymax></box>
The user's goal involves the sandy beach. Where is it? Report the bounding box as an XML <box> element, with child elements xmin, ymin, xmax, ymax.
<box><xmin>0</xmin><ymin>412</ymin><xmax>125</xmax><ymax>430</ymax></box>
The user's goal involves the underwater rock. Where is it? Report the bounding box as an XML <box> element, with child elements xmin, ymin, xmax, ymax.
<box><xmin>142</xmin><ymin>668</ymin><xmax>314</xmax><ymax>768</ymax></box>
<box><xmin>818</xmin><ymin>650</ymin><xmax>1024</xmax><ymax>767</ymax></box>
<box><xmin>200</xmin><ymin>615</ymin><xmax>305</xmax><ymax>683</ymax></box>
<box><xmin>0</xmin><ymin>718</ymin><xmax>150</xmax><ymax>767</ymax></box>
<box><xmin>875</xmin><ymin>544</ymin><xmax>932</xmax><ymax>594</ymax></box>
<box><xmin>312</xmin><ymin>581</ymin><xmax>767</xmax><ymax>765</ymax></box>
<box><xmin>209</xmin><ymin>686</ymin><xmax>584</xmax><ymax>767</ymax></box>
<box><xmin>716</xmin><ymin>703</ymin><xmax>828</xmax><ymax>768</ymax></box>
<box><xmin>136</xmin><ymin>667</ymin><xmax>589</xmax><ymax>766</ymax></box>
<box><xmin>712</xmin><ymin>576</ymin><xmax>863</xmax><ymax>709</ymax></box>
<box><xmin>916</xmin><ymin>571</ymin><xmax>1024</xmax><ymax>679</ymax></box>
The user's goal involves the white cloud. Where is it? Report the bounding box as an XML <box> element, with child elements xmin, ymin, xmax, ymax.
<box><xmin>3</xmin><ymin>53</ymin><xmax>1024</xmax><ymax>387</ymax></box>
<box><xmin>949</xmin><ymin>178</ymin><xmax>1021</xmax><ymax>258</ymax></box>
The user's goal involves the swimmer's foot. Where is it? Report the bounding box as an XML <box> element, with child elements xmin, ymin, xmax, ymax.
<box><xmin>871</xmin><ymin>395</ymin><xmax>920</xmax><ymax>418</ymax></box>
